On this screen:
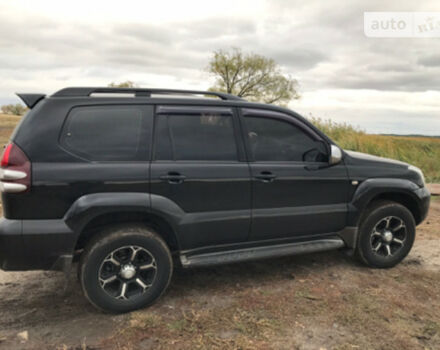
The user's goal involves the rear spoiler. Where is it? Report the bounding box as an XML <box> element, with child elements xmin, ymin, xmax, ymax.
<box><xmin>16</xmin><ymin>93</ymin><xmax>45</xmax><ymax>109</ymax></box>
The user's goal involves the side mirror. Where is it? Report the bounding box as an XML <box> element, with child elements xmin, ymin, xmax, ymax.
<box><xmin>329</xmin><ymin>145</ymin><xmax>342</xmax><ymax>165</ymax></box>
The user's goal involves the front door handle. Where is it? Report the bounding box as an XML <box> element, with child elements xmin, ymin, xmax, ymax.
<box><xmin>160</xmin><ymin>172</ymin><xmax>186</xmax><ymax>184</ymax></box>
<box><xmin>255</xmin><ymin>171</ymin><xmax>277</xmax><ymax>183</ymax></box>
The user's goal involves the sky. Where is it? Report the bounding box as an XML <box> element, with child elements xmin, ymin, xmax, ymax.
<box><xmin>0</xmin><ymin>0</ymin><xmax>439</xmax><ymax>135</ymax></box>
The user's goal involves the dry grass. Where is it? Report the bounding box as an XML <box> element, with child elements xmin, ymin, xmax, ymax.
<box><xmin>98</xmin><ymin>251</ymin><xmax>440</xmax><ymax>349</ymax></box>
<box><xmin>0</xmin><ymin>113</ymin><xmax>21</xmax><ymax>146</ymax></box>
<box><xmin>311</xmin><ymin>117</ymin><xmax>440</xmax><ymax>182</ymax></box>
<box><xmin>97</xmin><ymin>202</ymin><xmax>440</xmax><ymax>350</ymax></box>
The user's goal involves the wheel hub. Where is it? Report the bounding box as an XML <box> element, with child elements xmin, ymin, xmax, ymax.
<box><xmin>120</xmin><ymin>264</ymin><xmax>136</xmax><ymax>279</ymax></box>
<box><xmin>382</xmin><ymin>230</ymin><xmax>393</xmax><ymax>243</ymax></box>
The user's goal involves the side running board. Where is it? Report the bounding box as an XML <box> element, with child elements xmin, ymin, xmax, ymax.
<box><xmin>180</xmin><ymin>238</ymin><xmax>345</xmax><ymax>268</ymax></box>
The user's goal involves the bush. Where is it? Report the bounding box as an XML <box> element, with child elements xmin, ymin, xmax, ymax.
<box><xmin>1</xmin><ymin>104</ymin><xmax>27</xmax><ymax>116</ymax></box>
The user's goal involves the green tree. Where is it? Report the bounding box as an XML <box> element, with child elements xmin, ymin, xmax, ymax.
<box><xmin>108</xmin><ymin>81</ymin><xmax>138</xmax><ymax>88</ymax></box>
<box><xmin>207</xmin><ymin>48</ymin><xmax>300</xmax><ymax>106</ymax></box>
<box><xmin>1</xmin><ymin>103</ymin><xmax>27</xmax><ymax>116</ymax></box>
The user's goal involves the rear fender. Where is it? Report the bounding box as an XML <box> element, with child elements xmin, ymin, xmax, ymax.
<box><xmin>64</xmin><ymin>192</ymin><xmax>185</xmax><ymax>248</ymax></box>
<box><xmin>64</xmin><ymin>192</ymin><xmax>151</xmax><ymax>233</ymax></box>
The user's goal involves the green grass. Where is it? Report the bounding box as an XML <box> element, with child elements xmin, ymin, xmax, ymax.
<box><xmin>310</xmin><ymin>117</ymin><xmax>440</xmax><ymax>183</ymax></box>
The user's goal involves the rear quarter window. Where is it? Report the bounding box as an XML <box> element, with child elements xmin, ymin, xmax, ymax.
<box><xmin>60</xmin><ymin>105</ymin><xmax>152</xmax><ymax>161</ymax></box>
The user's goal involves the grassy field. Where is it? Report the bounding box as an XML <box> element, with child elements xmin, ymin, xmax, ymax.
<box><xmin>0</xmin><ymin>114</ymin><xmax>21</xmax><ymax>145</ymax></box>
<box><xmin>311</xmin><ymin>118</ymin><xmax>440</xmax><ymax>183</ymax></box>
<box><xmin>0</xmin><ymin>113</ymin><xmax>438</xmax><ymax>182</ymax></box>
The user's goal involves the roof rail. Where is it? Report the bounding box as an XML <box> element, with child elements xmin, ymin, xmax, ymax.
<box><xmin>52</xmin><ymin>87</ymin><xmax>244</xmax><ymax>101</ymax></box>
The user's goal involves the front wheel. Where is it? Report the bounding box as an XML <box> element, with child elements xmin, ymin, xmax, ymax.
<box><xmin>79</xmin><ymin>225</ymin><xmax>173</xmax><ymax>313</ymax></box>
<box><xmin>356</xmin><ymin>201</ymin><xmax>416</xmax><ymax>268</ymax></box>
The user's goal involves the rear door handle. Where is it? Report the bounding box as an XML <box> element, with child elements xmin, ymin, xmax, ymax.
<box><xmin>255</xmin><ymin>171</ymin><xmax>277</xmax><ymax>183</ymax></box>
<box><xmin>160</xmin><ymin>172</ymin><xmax>186</xmax><ymax>184</ymax></box>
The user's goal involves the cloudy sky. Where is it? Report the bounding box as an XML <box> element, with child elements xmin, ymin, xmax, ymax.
<box><xmin>1</xmin><ymin>0</ymin><xmax>440</xmax><ymax>135</ymax></box>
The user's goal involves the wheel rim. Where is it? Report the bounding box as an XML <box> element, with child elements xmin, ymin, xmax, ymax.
<box><xmin>370</xmin><ymin>216</ymin><xmax>407</xmax><ymax>258</ymax></box>
<box><xmin>98</xmin><ymin>245</ymin><xmax>157</xmax><ymax>301</ymax></box>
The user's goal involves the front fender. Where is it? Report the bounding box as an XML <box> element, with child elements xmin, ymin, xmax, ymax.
<box><xmin>347</xmin><ymin>178</ymin><xmax>420</xmax><ymax>226</ymax></box>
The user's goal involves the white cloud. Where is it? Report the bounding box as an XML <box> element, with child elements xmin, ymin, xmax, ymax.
<box><xmin>0</xmin><ymin>0</ymin><xmax>439</xmax><ymax>135</ymax></box>
<box><xmin>293</xmin><ymin>89</ymin><xmax>440</xmax><ymax>135</ymax></box>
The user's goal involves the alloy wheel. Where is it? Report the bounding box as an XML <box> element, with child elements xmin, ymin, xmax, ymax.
<box><xmin>98</xmin><ymin>245</ymin><xmax>157</xmax><ymax>300</ymax></box>
<box><xmin>370</xmin><ymin>216</ymin><xmax>407</xmax><ymax>258</ymax></box>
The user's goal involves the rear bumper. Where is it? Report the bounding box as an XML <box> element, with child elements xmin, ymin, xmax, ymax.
<box><xmin>0</xmin><ymin>218</ymin><xmax>75</xmax><ymax>271</ymax></box>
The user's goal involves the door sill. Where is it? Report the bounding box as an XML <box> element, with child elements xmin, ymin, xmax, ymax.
<box><xmin>180</xmin><ymin>237</ymin><xmax>345</xmax><ymax>268</ymax></box>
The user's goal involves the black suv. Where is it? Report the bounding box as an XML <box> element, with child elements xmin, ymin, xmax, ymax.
<box><xmin>0</xmin><ymin>87</ymin><xmax>430</xmax><ymax>313</ymax></box>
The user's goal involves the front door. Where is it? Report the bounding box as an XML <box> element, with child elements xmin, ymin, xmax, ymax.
<box><xmin>150</xmin><ymin>105</ymin><xmax>251</xmax><ymax>251</ymax></box>
<box><xmin>241</xmin><ymin>108</ymin><xmax>350</xmax><ymax>241</ymax></box>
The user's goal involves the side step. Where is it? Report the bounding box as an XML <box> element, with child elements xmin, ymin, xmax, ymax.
<box><xmin>180</xmin><ymin>238</ymin><xmax>345</xmax><ymax>268</ymax></box>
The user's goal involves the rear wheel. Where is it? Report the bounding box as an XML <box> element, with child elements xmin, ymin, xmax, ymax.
<box><xmin>79</xmin><ymin>225</ymin><xmax>173</xmax><ymax>313</ymax></box>
<box><xmin>356</xmin><ymin>201</ymin><xmax>415</xmax><ymax>268</ymax></box>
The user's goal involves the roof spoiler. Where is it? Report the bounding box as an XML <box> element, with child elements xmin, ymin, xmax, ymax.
<box><xmin>16</xmin><ymin>93</ymin><xmax>46</xmax><ymax>109</ymax></box>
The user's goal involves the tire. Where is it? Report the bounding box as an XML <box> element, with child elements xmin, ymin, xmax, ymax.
<box><xmin>356</xmin><ymin>200</ymin><xmax>415</xmax><ymax>268</ymax></box>
<box><xmin>79</xmin><ymin>224</ymin><xmax>173</xmax><ymax>313</ymax></box>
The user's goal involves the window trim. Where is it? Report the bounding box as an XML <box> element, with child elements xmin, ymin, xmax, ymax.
<box><xmin>152</xmin><ymin>105</ymin><xmax>245</xmax><ymax>163</ymax></box>
<box><xmin>239</xmin><ymin>108</ymin><xmax>329</xmax><ymax>164</ymax></box>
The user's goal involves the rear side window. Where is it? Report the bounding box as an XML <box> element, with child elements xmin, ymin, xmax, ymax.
<box><xmin>60</xmin><ymin>106</ymin><xmax>152</xmax><ymax>161</ymax></box>
<box><xmin>155</xmin><ymin>113</ymin><xmax>238</xmax><ymax>161</ymax></box>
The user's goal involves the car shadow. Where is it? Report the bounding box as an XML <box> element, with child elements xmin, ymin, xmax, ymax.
<box><xmin>167</xmin><ymin>249</ymin><xmax>356</xmax><ymax>298</ymax></box>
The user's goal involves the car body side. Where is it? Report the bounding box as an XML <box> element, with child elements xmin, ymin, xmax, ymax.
<box><xmin>0</xmin><ymin>96</ymin><xmax>430</xmax><ymax>271</ymax></box>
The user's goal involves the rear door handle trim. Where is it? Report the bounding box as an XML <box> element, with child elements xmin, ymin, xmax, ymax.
<box><xmin>160</xmin><ymin>173</ymin><xmax>186</xmax><ymax>184</ymax></box>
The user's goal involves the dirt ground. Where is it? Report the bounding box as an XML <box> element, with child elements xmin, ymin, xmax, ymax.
<box><xmin>0</xmin><ymin>200</ymin><xmax>439</xmax><ymax>350</ymax></box>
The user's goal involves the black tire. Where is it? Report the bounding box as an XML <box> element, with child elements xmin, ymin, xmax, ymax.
<box><xmin>79</xmin><ymin>224</ymin><xmax>173</xmax><ymax>313</ymax></box>
<box><xmin>356</xmin><ymin>200</ymin><xmax>415</xmax><ymax>268</ymax></box>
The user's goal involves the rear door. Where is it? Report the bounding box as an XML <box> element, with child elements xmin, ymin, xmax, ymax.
<box><xmin>150</xmin><ymin>105</ymin><xmax>251</xmax><ymax>250</ymax></box>
<box><xmin>241</xmin><ymin>108</ymin><xmax>350</xmax><ymax>241</ymax></box>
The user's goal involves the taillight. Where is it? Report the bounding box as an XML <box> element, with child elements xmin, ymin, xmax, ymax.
<box><xmin>1</xmin><ymin>144</ymin><xmax>12</xmax><ymax>167</ymax></box>
<box><xmin>0</xmin><ymin>143</ymin><xmax>31</xmax><ymax>193</ymax></box>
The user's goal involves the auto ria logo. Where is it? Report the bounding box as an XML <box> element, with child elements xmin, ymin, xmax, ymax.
<box><xmin>364</xmin><ymin>12</ymin><xmax>440</xmax><ymax>37</ymax></box>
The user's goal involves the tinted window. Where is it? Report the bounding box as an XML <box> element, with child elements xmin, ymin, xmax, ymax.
<box><xmin>244</xmin><ymin>116</ymin><xmax>324</xmax><ymax>162</ymax></box>
<box><xmin>155</xmin><ymin>113</ymin><xmax>237</xmax><ymax>161</ymax></box>
<box><xmin>60</xmin><ymin>106</ymin><xmax>150</xmax><ymax>161</ymax></box>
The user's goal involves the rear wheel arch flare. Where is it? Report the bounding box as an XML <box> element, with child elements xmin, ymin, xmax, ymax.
<box><xmin>75</xmin><ymin>211</ymin><xmax>180</xmax><ymax>253</ymax></box>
